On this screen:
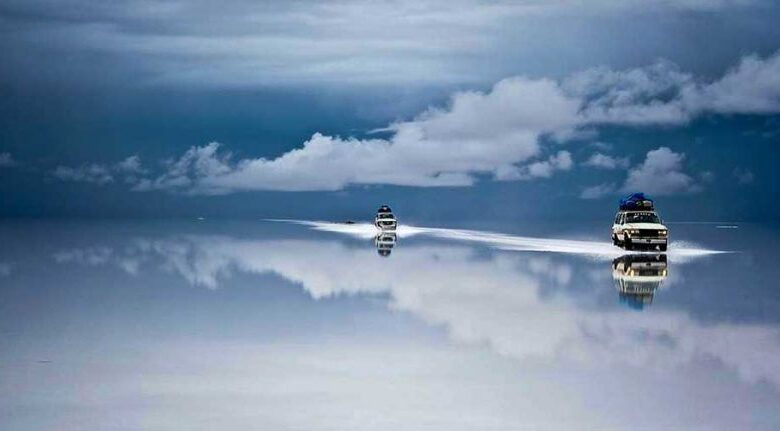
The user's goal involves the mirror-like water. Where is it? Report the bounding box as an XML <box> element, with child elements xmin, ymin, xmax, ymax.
<box><xmin>1</xmin><ymin>220</ymin><xmax>778</xmax><ymax>430</ymax></box>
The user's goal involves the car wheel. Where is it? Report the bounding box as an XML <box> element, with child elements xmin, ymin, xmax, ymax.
<box><xmin>625</xmin><ymin>238</ymin><xmax>632</xmax><ymax>250</ymax></box>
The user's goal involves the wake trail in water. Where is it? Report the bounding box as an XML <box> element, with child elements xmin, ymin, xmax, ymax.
<box><xmin>274</xmin><ymin>220</ymin><xmax>727</xmax><ymax>261</ymax></box>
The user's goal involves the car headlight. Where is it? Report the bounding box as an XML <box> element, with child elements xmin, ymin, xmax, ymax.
<box><xmin>659</xmin><ymin>230</ymin><xmax>668</xmax><ymax>236</ymax></box>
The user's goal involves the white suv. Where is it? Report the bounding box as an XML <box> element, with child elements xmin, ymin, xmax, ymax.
<box><xmin>612</xmin><ymin>211</ymin><xmax>669</xmax><ymax>251</ymax></box>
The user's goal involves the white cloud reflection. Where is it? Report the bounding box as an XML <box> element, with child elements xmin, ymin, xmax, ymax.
<box><xmin>51</xmin><ymin>226</ymin><xmax>779</xmax><ymax>394</ymax></box>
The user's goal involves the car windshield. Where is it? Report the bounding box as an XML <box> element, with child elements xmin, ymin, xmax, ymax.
<box><xmin>378</xmin><ymin>214</ymin><xmax>394</xmax><ymax>219</ymax></box>
<box><xmin>625</xmin><ymin>212</ymin><xmax>660</xmax><ymax>224</ymax></box>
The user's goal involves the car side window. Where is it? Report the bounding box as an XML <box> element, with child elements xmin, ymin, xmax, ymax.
<box><xmin>619</xmin><ymin>214</ymin><xmax>625</xmax><ymax>224</ymax></box>
<box><xmin>614</xmin><ymin>214</ymin><xmax>621</xmax><ymax>224</ymax></box>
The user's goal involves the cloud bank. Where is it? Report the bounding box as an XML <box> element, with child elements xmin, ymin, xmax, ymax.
<box><xmin>2</xmin><ymin>0</ymin><xmax>773</xmax><ymax>89</ymax></box>
<box><xmin>51</xmin><ymin>51</ymin><xmax>780</xmax><ymax>194</ymax></box>
<box><xmin>132</xmin><ymin>77</ymin><xmax>581</xmax><ymax>193</ymax></box>
<box><xmin>565</xmin><ymin>52</ymin><xmax>780</xmax><ymax>124</ymax></box>
<box><xmin>51</xmin><ymin>232</ymin><xmax>780</xmax><ymax>393</ymax></box>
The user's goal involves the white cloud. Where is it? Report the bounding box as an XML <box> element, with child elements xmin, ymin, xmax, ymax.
<box><xmin>583</xmin><ymin>153</ymin><xmax>629</xmax><ymax>169</ymax></box>
<box><xmin>622</xmin><ymin>147</ymin><xmax>700</xmax><ymax>195</ymax></box>
<box><xmin>689</xmin><ymin>53</ymin><xmax>780</xmax><ymax>114</ymax></box>
<box><xmin>566</xmin><ymin>50</ymin><xmax>780</xmax><ymax>125</ymax></box>
<box><xmin>0</xmin><ymin>152</ymin><xmax>16</xmax><ymax>167</ymax></box>
<box><xmin>155</xmin><ymin>52</ymin><xmax>780</xmax><ymax>193</ymax></box>
<box><xmin>54</xmin><ymin>247</ymin><xmax>114</xmax><ymax>266</ymax></box>
<box><xmin>565</xmin><ymin>59</ymin><xmax>695</xmax><ymax>125</ymax></box>
<box><xmin>59</xmin><ymin>51</ymin><xmax>780</xmax><ymax>193</ymax></box>
<box><xmin>53</xmin><ymin>164</ymin><xmax>114</xmax><ymax>185</ymax></box>
<box><xmin>495</xmin><ymin>151</ymin><xmax>573</xmax><ymax>181</ymax></box>
<box><xmin>133</xmin><ymin>144</ymin><xmax>234</xmax><ymax>191</ymax></box>
<box><xmin>580</xmin><ymin>183</ymin><xmax>617</xmax><ymax>199</ymax></box>
<box><xmin>116</xmin><ymin>155</ymin><xmax>145</xmax><ymax>174</ymax></box>
<box><xmin>136</xmin><ymin>77</ymin><xmax>581</xmax><ymax>193</ymax></box>
<box><xmin>53</xmin><ymin>154</ymin><xmax>146</xmax><ymax>185</ymax></box>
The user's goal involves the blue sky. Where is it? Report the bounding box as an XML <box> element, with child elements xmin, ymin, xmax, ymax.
<box><xmin>1</xmin><ymin>0</ymin><xmax>779</xmax><ymax>220</ymax></box>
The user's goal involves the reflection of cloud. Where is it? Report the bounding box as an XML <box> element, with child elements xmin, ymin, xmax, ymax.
<box><xmin>53</xmin><ymin>244</ymin><xmax>145</xmax><ymax>275</ymax></box>
<box><xmin>54</xmin><ymin>247</ymin><xmax>114</xmax><ymax>265</ymax></box>
<box><xmin>55</xmin><ymin>232</ymin><xmax>780</xmax><ymax>389</ymax></box>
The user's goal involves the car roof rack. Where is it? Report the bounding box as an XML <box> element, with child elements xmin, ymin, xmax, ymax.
<box><xmin>619</xmin><ymin>192</ymin><xmax>654</xmax><ymax>211</ymax></box>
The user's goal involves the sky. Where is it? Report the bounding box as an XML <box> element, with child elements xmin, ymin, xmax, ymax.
<box><xmin>1</xmin><ymin>0</ymin><xmax>780</xmax><ymax>221</ymax></box>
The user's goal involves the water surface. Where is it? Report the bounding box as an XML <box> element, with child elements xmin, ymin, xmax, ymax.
<box><xmin>1</xmin><ymin>220</ymin><xmax>779</xmax><ymax>430</ymax></box>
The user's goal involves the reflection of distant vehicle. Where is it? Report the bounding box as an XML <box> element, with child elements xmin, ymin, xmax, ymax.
<box><xmin>375</xmin><ymin>205</ymin><xmax>398</xmax><ymax>231</ymax></box>
<box><xmin>375</xmin><ymin>232</ymin><xmax>397</xmax><ymax>257</ymax></box>
<box><xmin>612</xmin><ymin>254</ymin><xmax>668</xmax><ymax>310</ymax></box>
<box><xmin>612</xmin><ymin>193</ymin><xmax>669</xmax><ymax>251</ymax></box>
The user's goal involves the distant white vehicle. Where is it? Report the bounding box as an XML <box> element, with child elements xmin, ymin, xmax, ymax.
<box><xmin>375</xmin><ymin>205</ymin><xmax>398</xmax><ymax>231</ymax></box>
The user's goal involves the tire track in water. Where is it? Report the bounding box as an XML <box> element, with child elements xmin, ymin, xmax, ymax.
<box><xmin>273</xmin><ymin>220</ymin><xmax>727</xmax><ymax>261</ymax></box>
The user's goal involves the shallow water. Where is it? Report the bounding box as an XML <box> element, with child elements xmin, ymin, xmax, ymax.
<box><xmin>1</xmin><ymin>219</ymin><xmax>779</xmax><ymax>430</ymax></box>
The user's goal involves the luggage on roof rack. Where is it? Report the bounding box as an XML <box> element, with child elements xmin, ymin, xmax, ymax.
<box><xmin>619</xmin><ymin>193</ymin><xmax>654</xmax><ymax>211</ymax></box>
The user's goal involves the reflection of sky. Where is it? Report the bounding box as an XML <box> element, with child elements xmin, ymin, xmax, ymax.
<box><xmin>1</xmin><ymin>221</ymin><xmax>779</xmax><ymax>430</ymax></box>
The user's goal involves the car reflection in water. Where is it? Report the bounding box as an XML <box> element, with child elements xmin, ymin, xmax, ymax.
<box><xmin>612</xmin><ymin>254</ymin><xmax>669</xmax><ymax>310</ymax></box>
<box><xmin>375</xmin><ymin>232</ymin><xmax>398</xmax><ymax>257</ymax></box>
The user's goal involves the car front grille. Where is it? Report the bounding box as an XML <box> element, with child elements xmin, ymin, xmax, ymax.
<box><xmin>637</xmin><ymin>229</ymin><xmax>662</xmax><ymax>237</ymax></box>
